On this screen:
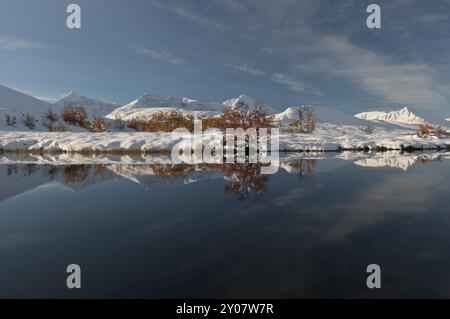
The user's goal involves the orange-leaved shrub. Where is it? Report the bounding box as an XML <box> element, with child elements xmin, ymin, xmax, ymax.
<box><xmin>90</xmin><ymin>115</ymin><xmax>108</xmax><ymax>132</ymax></box>
<box><xmin>128</xmin><ymin>111</ymin><xmax>194</xmax><ymax>132</ymax></box>
<box><xmin>222</xmin><ymin>104</ymin><xmax>273</xmax><ymax>130</ymax></box>
<box><xmin>61</xmin><ymin>105</ymin><xmax>90</xmax><ymax>129</ymax></box>
<box><xmin>418</xmin><ymin>123</ymin><xmax>447</xmax><ymax>137</ymax></box>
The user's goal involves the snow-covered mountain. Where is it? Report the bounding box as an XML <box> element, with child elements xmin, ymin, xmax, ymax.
<box><xmin>0</xmin><ymin>84</ymin><xmax>52</xmax><ymax>130</ymax></box>
<box><xmin>1</xmin><ymin>83</ymin><xmax>448</xmax><ymax>134</ymax></box>
<box><xmin>223</xmin><ymin>94</ymin><xmax>276</xmax><ymax>114</ymax></box>
<box><xmin>273</xmin><ymin>105</ymin><xmax>367</xmax><ymax>126</ymax></box>
<box><xmin>354</xmin><ymin>107</ymin><xmax>427</xmax><ymax>127</ymax></box>
<box><xmin>106</xmin><ymin>93</ymin><xmax>225</xmax><ymax>120</ymax></box>
<box><xmin>106</xmin><ymin>93</ymin><xmax>276</xmax><ymax>120</ymax></box>
<box><xmin>53</xmin><ymin>91</ymin><xmax>118</xmax><ymax>117</ymax></box>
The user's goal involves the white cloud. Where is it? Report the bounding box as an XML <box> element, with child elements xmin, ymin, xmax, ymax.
<box><xmin>293</xmin><ymin>36</ymin><xmax>446</xmax><ymax>107</ymax></box>
<box><xmin>271</xmin><ymin>73</ymin><xmax>323</xmax><ymax>96</ymax></box>
<box><xmin>225</xmin><ymin>64</ymin><xmax>267</xmax><ymax>76</ymax></box>
<box><xmin>148</xmin><ymin>0</ymin><xmax>222</xmax><ymax>28</ymax></box>
<box><xmin>136</xmin><ymin>48</ymin><xmax>182</xmax><ymax>65</ymax></box>
<box><xmin>0</xmin><ymin>34</ymin><xmax>49</xmax><ymax>50</ymax></box>
<box><xmin>322</xmin><ymin>36</ymin><xmax>446</xmax><ymax>107</ymax></box>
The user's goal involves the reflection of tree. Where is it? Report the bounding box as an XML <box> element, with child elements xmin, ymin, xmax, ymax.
<box><xmin>63</xmin><ymin>165</ymin><xmax>92</xmax><ymax>183</ymax></box>
<box><xmin>222</xmin><ymin>163</ymin><xmax>268</xmax><ymax>200</ymax></box>
<box><xmin>7</xmin><ymin>165</ymin><xmax>18</xmax><ymax>176</ymax></box>
<box><xmin>417</xmin><ymin>156</ymin><xmax>441</xmax><ymax>164</ymax></box>
<box><xmin>46</xmin><ymin>166</ymin><xmax>59</xmax><ymax>180</ymax></box>
<box><xmin>25</xmin><ymin>164</ymin><xmax>38</xmax><ymax>177</ymax></box>
<box><xmin>288</xmin><ymin>159</ymin><xmax>317</xmax><ymax>182</ymax></box>
<box><xmin>151</xmin><ymin>164</ymin><xmax>196</xmax><ymax>177</ymax></box>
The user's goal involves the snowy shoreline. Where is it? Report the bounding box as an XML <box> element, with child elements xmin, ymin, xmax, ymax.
<box><xmin>1</xmin><ymin>124</ymin><xmax>449</xmax><ymax>154</ymax></box>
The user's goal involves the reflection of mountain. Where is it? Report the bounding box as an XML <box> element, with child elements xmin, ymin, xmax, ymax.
<box><xmin>0</xmin><ymin>151</ymin><xmax>448</xmax><ymax>202</ymax></box>
<box><xmin>108</xmin><ymin>164</ymin><xmax>223</xmax><ymax>189</ymax></box>
<box><xmin>0</xmin><ymin>165</ymin><xmax>53</xmax><ymax>202</ymax></box>
<box><xmin>0</xmin><ymin>164</ymin><xmax>119</xmax><ymax>202</ymax></box>
<box><xmin>353</xmin><ymin>152</ymin><xmax>448</xmax><ymax>171</ymax></box>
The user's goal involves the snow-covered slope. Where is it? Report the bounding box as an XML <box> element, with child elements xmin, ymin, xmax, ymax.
<box><xmin>106</xmin><ymin>93</ymin><xmax>224</xmax><ymax>120</ymax></box>
<box><xmin>106</xmin><ymin>93</ymin><xmax>276</xmax><ymax>120</ymax></box>
<box><xmin>273</xmin><ymin>105</ymin><xmax>367</xmax><ymax>126</ymax></box>
<box><xmin>0</xmin><ymin>84</ymin><xmax>52</xmax><ymax>130</ymax></box>
<box><xmin>354</xmin><ymin>107</ymin><xmax>427</xmax><ymax>127</ymax></box>
<box><xmin>53</xmin><ymin>91</ymin><xmax>118</xmax><ymax>117</ymax></box>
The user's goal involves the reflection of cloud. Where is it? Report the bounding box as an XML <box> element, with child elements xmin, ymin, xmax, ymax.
<box><xmin>141</xmin><ymin>217</ymin><xmax>185</xmax><ymax>233</ymax></box>
<box><xmin>0</xmin><ymin>233</ymin><xmax>48</xmax><ymax>249</ymax></box>
<box><xmin>324</xmin><ymin>164</ymin><xmax>450</xmax><ymax>239</ymax></box>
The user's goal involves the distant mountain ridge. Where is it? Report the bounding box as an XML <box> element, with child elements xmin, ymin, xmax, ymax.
<box><xmin>354</xmin><ymin>107</ymin><xmax>427</xmax><ymax>126</ymax></box>
<box><xmin>1</xmin><ymin>83</ymin><xmax>449</xmax><ymax>131</ymax></box>
<box><xmin>106</xmin><ymin>93</ymin><xmax>276</xmax><ymax>120</ymax></box>
<box><xmin>273</xmin><ymin>105</ymin><xmax>367</xmax><ymax>126</ymax></box>
<box><xmin>53</xmin><ymin>91</ymin><xmax>118</xmax><ymax>117</ymax></box>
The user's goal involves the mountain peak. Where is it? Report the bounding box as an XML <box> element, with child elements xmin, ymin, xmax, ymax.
<box><xmin>399</xmin><ymin>106</ymin><xmax>410</xmax><ymax>113</ymax></box>
<box><xmin>354</xmin><ymin>107</ymin><xmax>426</xmax><ymax>126</ymax></box>
<box><xmin>53</xmin><ymin>91</ymin><xmax>117</xmax><ymax>116</ymax></box>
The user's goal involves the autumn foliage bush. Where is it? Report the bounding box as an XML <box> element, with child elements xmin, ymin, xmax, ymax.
<box><xmin>61</xmin><ymin>105</ymin><xmax>90</xmax><ymax>129</ymax></box>
<box><xmin>52</xmin><ymin>123</ymin><xmax>68</xmax><ymax>132</ymax></box>
<box><xmin>90</xmin><ymin>115</ymin><xmax>108</xmax><ymax>132</ymax></box>
<box><xmin>220</xmin><ymin>104</ymin><xmax>273</xmax><ymax>130</ymax></box>
<box><xmin>128</xmin><ymin>111</ymin><xmax>194</xmax><ymax>132</ymax></box>
<box><xmin>418</xmin><ymin>123</ymin><xmax>447</xmax><ymax>137</ymax></box>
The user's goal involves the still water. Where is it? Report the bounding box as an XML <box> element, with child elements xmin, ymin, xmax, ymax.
<box><xmin>0</xmin><ymin>152</ymin><xmax>449</xmax><ymax>298</ymax></box>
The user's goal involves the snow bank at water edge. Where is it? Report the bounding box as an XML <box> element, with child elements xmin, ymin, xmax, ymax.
<box><xmin>1</xmin><ymin>124</ymin><xmax>450</xmax><ymax>153</ymax></box>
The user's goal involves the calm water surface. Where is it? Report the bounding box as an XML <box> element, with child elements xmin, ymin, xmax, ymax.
<box><xmin>0</xmin><ymin>153</ymin><xmax>449</xmax><ymax>298</ymax></box>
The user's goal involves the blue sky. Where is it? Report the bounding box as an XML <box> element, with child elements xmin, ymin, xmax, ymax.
<box><xmin>0</xmin><ymin>0</ymin><xmax>449</xmax><ymax>116</ymax></box>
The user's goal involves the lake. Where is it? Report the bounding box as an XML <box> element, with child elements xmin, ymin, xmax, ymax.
<box><xmin>0</xmin><ymin>151</ymin><xmax>449</xmax><ymax>298</ymax></box>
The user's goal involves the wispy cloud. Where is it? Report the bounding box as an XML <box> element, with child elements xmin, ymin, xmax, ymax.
<box><xmin>0</xmin><ymin>34</ymin><xmax>49</xmax><ymax>50</ymax></box>
<box><xmin>225</xmin><ymin>64</ymin><xmax>267</xmax><ymax>76</ymax></box>
<box><xmin>322</xmin><ymin>36</ymin><xmax>446</xmax><ymax>107</ymax></box>
<box><xmin>136</xmin><ymin>48</ymin><xmax>182</xmax><ymax>65</ymax></box>
<box><xmin>292</xmin><ymin>36</ymin><xmax>446</xmax><ymax>107</ymax></box>
<box><xmin>271</xmin><ymin>73</ymin><xmax>323</xmax><ymax>96</ymax></box>
<box><xmin>147</xmin><ymin>0</ymin><xmax>222</xmax><ymax>28</ymax></box>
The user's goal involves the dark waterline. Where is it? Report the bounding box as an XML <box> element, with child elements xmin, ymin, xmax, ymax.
<box><xmin>0</xmin><ymin>154</ymin><xmax>449</xmax><ymax>298</ymax></box>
